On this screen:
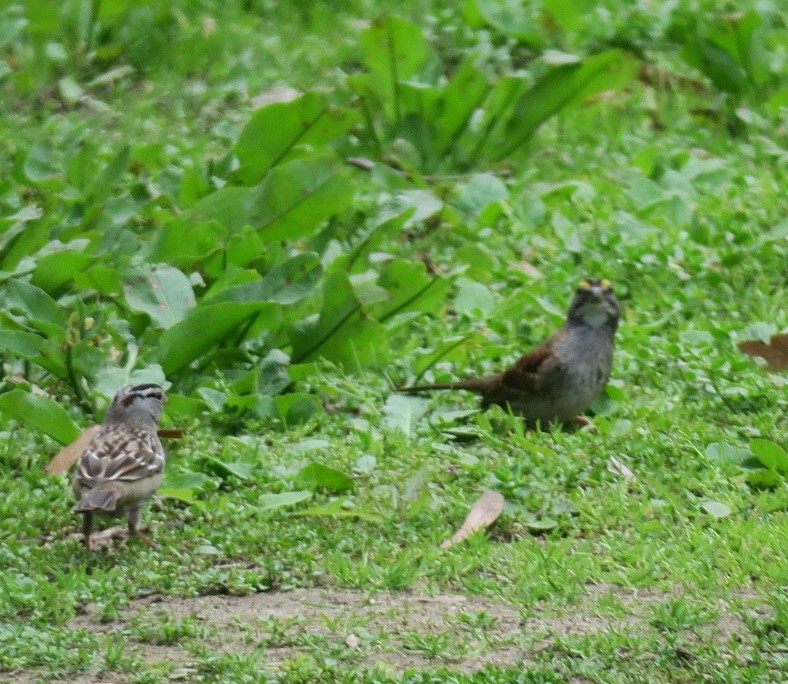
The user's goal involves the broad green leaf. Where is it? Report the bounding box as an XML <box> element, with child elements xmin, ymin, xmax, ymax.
<box><xmin>208</xmin><ymin>253</ymin><xmax>322</xmax><ymax>306</ymax></box>
<box><xmin>180</xmin><ymin>187</ymin><xmax>254</xmax><ymax>233</ymax></box>
<box><xmin>541</xmin><ymin>0</ymin><xmax>591</xmax><ymax>32</ymax></box>
<box><xmin>235</xmin><ymin>92</ymin><xmax>358</xmax><ymax>184</ymax></box>
<box><xmin>0</xmin><ymin>330</ymin><xmax>45</xmax><ymax>358</ymax></box>
<box><xmin>341</xmin><ymin>210</ymin><xmax>415</xmax><ymax>272</ymax></box>
<box><xmin>289</xmin><ymin>270</ymin><xmax>388</xmax><ymax>370</ymax></box>
<box><xmin>251</xmin><ymin>155</ymin><xmax>354</xmax><ymax>242</ymax></box>
<box><xmin>203</xmin><ymin>456</ymin><xmax>253</xmax><ymax>481</ymax></box>
<box><xmin>158</xmin><ymin>302</ymin><xmax>281</xmax><ymax>374</ymax></box>
<box><xmin>453</xmin><ymin>173</ymin><xmax>509</xmax><ymax>216</ymax></box>
<box><xmin>297</xmin><ymin>462</ymin><xmax>354</xmax><ymax>493</ymax></box>
<box><xmin>73</xmin><ymin>265</ymin><xmax>124</xmax><ymax>295</ymax></box>
<box><xmin>526</xmin><ymin>519</ymin><xmax>559</xmax><ymax>534</ymax></box>
<box><xmin>731</xmin><ymin>11</ymin><xmax>770</xmax><ymax>87</ymax></box>
<box><xmin>750</xmin><ymin>439</ymin><xmax>788</xmax><ymax>474</ymax></box>
<box><xmin>225</xmin><ymin>228</ymin><xmax>265</xmax><ymax>269</ymax></box>
<box><xmin>705</xmin><ymin>441</ymin><xmax>757</xmax><ymax>467</ymax></box>
<box><xmin>30</xmin><ymin>249</ymin><xmax>93</xmax><ymax>294</ymax></box>
<box><xmin>160</xmin><ymin>470</ymin><xmax>212</xmax><ymax>503</ymax></box>
<box><xmin>152</xmin><ymin>219</ymin><xmax>228</xmax><ymax>266</ymax></box>
<box><xmin>491</xmin><ymin>50</ymin><xmax>637</xmax><ymax>160</ymax></box>
<box><xmin>4</xmin><ymin>279</ymin><xmax>68</xmax><ymax>338</ymax></box>
<box><xmin>92</xmin><ymin>364</ymin><xmax>167</xmax><ymax>402</ymax></box>
<box><xmin>258</xmin><ymin>491</ymin><xmax>312</xmax><ymax>510</ymax></box>
<box><xmin>166</xmin><ymin>394</ymin><xmax>208</xmax><ymax>421</ymax></box>
<box><xmin>382</xmin><ymin>394</ymin><xmax>430</xmax><ymax>437</ymax></box>
<box><xmin>432</xmin><ymin>55</ymin><xmax>491</xmax><ymax>158</ymax></box>
<box><xmin>472</xmin><ymin>0</ymin><xmax>546</xmax><ymax>46</ymax></box>
<box><xmin>124</xmin><ymin>264</ymin><xmax>195</xmax><ymax>329</ymax></box>
<box><xmin>373</xmin><ymin>260</ymin><xmax>449</xmax><ymax>323</ymax></box>
<box><xmin>679</xmin><ymin>14</ymin><xmax>750</xmax><ymax>96</ymax></box>
<box><xmin>747</xmin><ymin>469</ymin><xmax>783</xmax><ymax>490</ymax></box>
<box><xmin>701</xmin><ymin>500</ymin><xmax>732</xmax><ymax>519</ymax></box>
<box><xmin>88</xmin><ymin>144</ymin><xmax>130</xmax><ymax>204</ymax></box>
<box><xmin>360</xmin><ymin>15</ymin><xmax>433</xmax><ymax>124</ymax></box>
<box><xmin>0</xmin><ymin>390</ymin><xmax>80</xmax><ymax>444</ymax></box>
<box><xmin>455</xmin><ymin>277</ymin><xmax>495</xmax><ymax>315</ymax></box>
<box><xmin>274</xmin><ymin>392</ymin><xmax>323</xmax><ymax>426</ymax></box>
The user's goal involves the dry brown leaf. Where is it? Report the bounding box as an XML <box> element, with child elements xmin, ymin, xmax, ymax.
<box><xmin>738</xmin><ymin>333</ymin><xmax>788</xmax><ymax>371</ymax></box>
<box><xmin>46</xmin><ymin>426</ymin><xmax>184</xmax><ymax>475</ymax></box>
<box><xmin>45</xmin><ymin>425</ymin><xmax>101</xmax><ymax>475</ymax></box>
<box><xmin>441</xmin><ymin>490</ymin><xmax>504</xmax><ymax>549</ymax></box>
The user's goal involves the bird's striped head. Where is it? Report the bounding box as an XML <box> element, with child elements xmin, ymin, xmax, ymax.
<box><xmin>105</xmin><ymin>383</ymin><xmax>166</xmax><ymax>426</ymax></box>
<box><xmin>567</xmin><ymin>278</ymin><xmax>621</xmax><ymax>329</ymax></box>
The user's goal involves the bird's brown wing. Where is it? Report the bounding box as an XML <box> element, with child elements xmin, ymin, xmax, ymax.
<box><xmin>77</xmin><ymin>424</ymin><xmax>164</xmax><ymax>487</ymax></box>
<box><xmin>500</xmin><ymin>343</ymin><xmax>562</xmax><ymax>393</ymax></box>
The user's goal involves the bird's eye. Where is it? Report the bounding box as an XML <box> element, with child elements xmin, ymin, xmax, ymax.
<box><xmin>600</xmin><ymin>279</ymin><xmax>612</xmax><ymax>290</ymax></box>
<box><xmin>578</xmin><ymin>280</ymin><xmax>591</xmax><ymax>291</ymax></box>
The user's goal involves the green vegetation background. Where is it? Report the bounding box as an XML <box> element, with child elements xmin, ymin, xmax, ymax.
<box><xmin>0</xmin><ymin>0</ymin><xmax>785</xmax><ymax>681</ymax></box>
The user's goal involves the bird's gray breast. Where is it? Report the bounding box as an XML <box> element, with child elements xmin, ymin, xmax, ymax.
<box><xmin>516</xmin><ymin>324</ymin><xmax>614</xmax><ymax>423</ymax></box>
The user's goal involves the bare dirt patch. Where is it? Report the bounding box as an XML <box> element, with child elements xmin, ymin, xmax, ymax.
<box><xmin>19</xmin><ymin>585</ymin><xmax>760</xmax><ymax>683</ymax></box>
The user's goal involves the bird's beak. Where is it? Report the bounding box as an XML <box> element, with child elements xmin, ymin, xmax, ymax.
<box><xmin>590</xmin><ymin>286</ymin><xmax>603</xmax><ymax>298</ymax></box>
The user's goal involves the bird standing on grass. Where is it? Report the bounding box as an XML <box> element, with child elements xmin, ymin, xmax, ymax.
<box><xmin>400</xmin><ymin>279</ymin><xmax>621</xmax><ymax>426</ymax></box>
<box><xmin>73</xmin><ymin>384</ymin><xmax>166</xmax><ymax>550</ymax></box>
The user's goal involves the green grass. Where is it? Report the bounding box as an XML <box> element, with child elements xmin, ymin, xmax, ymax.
<box><xmin>1</xmin><ymin>0</ymin><xmax>786</xmax><ymax>682</ymax></box>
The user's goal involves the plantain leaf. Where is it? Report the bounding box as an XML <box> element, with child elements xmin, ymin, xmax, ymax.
<box><xmin>124</xmin><ymin>264</ymin><xmax>196</xmax><ymax>329</ymax></box>
<box><xmin>3</xmin><ymin>279</ymin><xmax>68</xmax><ymax>339</ymax></box>
<box><xmin>490</xmin><ymin>50</ymin><xmax>637</xmax><ymax>160</ymax></box>
<box><xmin>0</xmin><ymin>389</ymin><xmax>81</xmax><ymax>444</ymax></box>
<box><xmin>258</xmin><ymin>491</ymin><xmax>313</xmax><ymax>510</ymax></box>
<box><xmin>251</xmin><ymin>155</ymin><xmax>354</xmax><ymax>242</ymax></box>
<box><xmin>372</xmin><ymin>260</ymin><xmax>449</xmax><ymax>324</ymax></box>
<box><xmin>751</xmin><ymin>439</ymin><xmax>788</xmax><ymax>474</ymax></box>
<box><xmin>207</xmin><ymin>253</ymin><xmax>322</xmax><ymax>306</ymax></box>
<box><xmin>235</xmin><ymin>92</ymin><xmax>357</xmax><ymax>184</ymax></box>
<box><xmin>360</xmin><ymin>15</ymin><xmax>433</xmax><ymax>124</ymax></box>
<box><xmin>0</xmin><ymin>330</ymin><xmax>46</xmax><ymax>358</ymax></box>
<box><xmin>297</xmin><ymin>462</ymin><xmax>354</xmax><ymax>493</ymax></box>
<box><xmin>158</xmin><ymin>302</ymin><xmax>281</xmax><ymax>374</ymax></box>
<box><xmin>289</xmin><ymin>270</ymin><xmax>388</xmax><ymax>370</ymax></box>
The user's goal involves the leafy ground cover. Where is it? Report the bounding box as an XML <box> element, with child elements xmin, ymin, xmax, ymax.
<box><xmin>0</xmin><ymin>1</ymin><xmax>786</xmax><ymax>682</ymax></box>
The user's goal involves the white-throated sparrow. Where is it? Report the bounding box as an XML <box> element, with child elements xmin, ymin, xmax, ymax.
<box><xmin>400</xmin><ymin>279</ymin><xmax>621</xmax><ymax>425</ymax></box>
<box><xmin>73</xmin><ymin>384</ymin><xmax>166</xmax><ymax>550</ymax></box>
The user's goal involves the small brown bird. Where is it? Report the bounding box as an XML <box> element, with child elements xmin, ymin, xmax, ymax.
<box><xmin>73</xmin><ymin>384</ymin><xmax>166</xmax><ymax>550</ymax></box>
<box><xmin>400</xmin><ymin>279</ymin><xmax>621</xmax><ymax>425</ymax></box>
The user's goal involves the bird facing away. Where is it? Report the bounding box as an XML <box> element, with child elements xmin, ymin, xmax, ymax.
<box><xmin>72</xmin><ymin>384</ymin><xmax>166</xmax><ymax>550</ymax></box>
<box><xmin>400</xmin><ymin>279</ymin><xmax>621</xmax><ymax>426</ymax></box>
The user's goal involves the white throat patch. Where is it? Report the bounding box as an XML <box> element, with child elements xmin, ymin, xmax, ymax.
<box><xmin>578</xmin><ymin>303</ymin><xmax>609</xmax><ymax>327</ymax></box>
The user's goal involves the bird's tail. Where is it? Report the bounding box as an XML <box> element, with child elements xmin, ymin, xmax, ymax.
<box><xmin>398</xmin><ymin>374</ymin><xmax>501</xmax><ymax>395</ymax></box>
<box><xmin>74</xmin><ymin>487</ymin><xmax>119</xmax><ymax>513</ymax></box>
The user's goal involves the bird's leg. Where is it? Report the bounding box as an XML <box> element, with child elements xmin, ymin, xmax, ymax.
<box><xmin>572</xmin><ymin>416</ymin><xmax>594</xmax><ymax>427</ymax></box>
<box><xmin>127</xmin><ymin>506</ymin><xmax>157</xmax><ymax>549</ymax></box>
<box><xmin>82</xmin><ymin>512</ymin><xmax>93</xmax><ymax>551</ymax></box>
